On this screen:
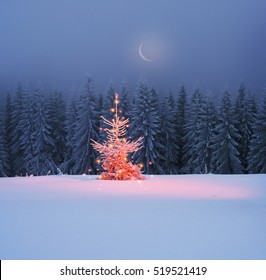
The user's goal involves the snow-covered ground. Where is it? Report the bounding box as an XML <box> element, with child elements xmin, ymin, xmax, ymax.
<box><xmin>0</xmin><ymin>174</ymin><xmax>266</xmax><ymax>260</ymax></box>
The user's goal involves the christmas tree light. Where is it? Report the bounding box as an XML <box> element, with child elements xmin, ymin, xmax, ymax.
<box><xmin>91</xmin><ymin>93</ymin><xmax>143</xmax><ymax>180</ymax></box>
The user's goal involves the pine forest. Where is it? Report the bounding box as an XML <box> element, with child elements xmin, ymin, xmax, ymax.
<box><xmin>0</xmin><ymin>78</ymin><xmax>265</xmax><ymax>177</ymax></box>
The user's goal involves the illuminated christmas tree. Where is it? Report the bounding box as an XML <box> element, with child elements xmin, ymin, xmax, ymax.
<box><xmin>91</xmin><ymin>93</ymin><xmax>143</xmax><ymax>180</ymax></box>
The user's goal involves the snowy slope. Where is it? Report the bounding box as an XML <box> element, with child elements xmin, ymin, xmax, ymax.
<box><xmin>0</xmin><ymin>174</ymin><xmax>266</xmax><ymax>260</ymax></box>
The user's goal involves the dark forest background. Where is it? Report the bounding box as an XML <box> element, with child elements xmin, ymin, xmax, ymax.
<box><xmin>0</xmin><ymin>77</ymin><xmax>265</xmax><ymax>177</ymax></box>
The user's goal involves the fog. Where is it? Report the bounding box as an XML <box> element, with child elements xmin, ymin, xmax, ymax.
<box><xmin>1</xmin><ymin>0</ymin><xmax>266</xmax><ymax>96</ymax></box>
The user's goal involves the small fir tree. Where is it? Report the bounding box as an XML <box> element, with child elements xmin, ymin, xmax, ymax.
<box><xmin>92</xmin><ymin>93</ymin><xmax>143</xmax><ymax>180</ymax></box>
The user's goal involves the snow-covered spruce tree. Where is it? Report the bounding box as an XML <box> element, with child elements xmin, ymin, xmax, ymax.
<box><xmin>4</xmin><ymin>93</ymin><xmax>12</xmax><ymax>176</ymax></box>
<box><xmin>92</xmin><ymin>93</ymin><xmax>143</xmax><ymax>180</ymax></box>
<box><xmin>246</xmin><ymin>92</ymin><xmax>258</xmax><ymax>172</ymax></box>
<box><xmin>62</xmin><ymin>97</ymin><xmax>78</xmax><ymax>174</ymax></box>
<box><xmin>212</xmin><ymin>90</ymin><xmax>243</xmax><ymax>174</ymax></box>
<box><xmin>31</xmin><ymin>86</ymin><xmax>56</xmax><ymax>175</ymax></box>
<box><xmin>130</xmin><ymin>80</ymin><xmax>163</xmax><ymax>174</ymax></box>
<box><xmin>234</xmin><ymin>84</ymin><xmax>253</xmax><ymax>173</ymax></box>
<box><xmin>175</xmin><ymin>85</ymin><xmax>188</xmax><ymax>173</ymax></box>
<box><xmin>193</xmin><ymin>96</ymin><xmax>217</xmax><ymax>174</ymax></box>
<box><xmin>159</xmin><ymin>92</ymin><xmax>178</xmax><ymax>174</ymax></box>
<box><xmin>18</xmin><ymin>91</ymin><xmax>36</xmax><ymax>175</ymax></box>
<box><xmin>0</xmin><ymin>110</ymin><xmax>9</xmax><ymax>177</ymax></box>
<box><xmin>248</xmin><ymin>93</ymin><xmax>258</xmax><ymax>121</ymax></box>
<box><xmin>248</xmin><ymin>94</ymin><xmax>266</xmax><ymax>173</ymax></box>
<box><xmin>119</xmin><ymin>82</ymin><xmax>132</xmax><ymax>140</ymax></box>
<box><xmin>98</xmin><ymin>81</ymin><xmax>116</xmax><ymax>143</ymax></box>
<box><xmin>47</xmin><ymin>91</ymin><xmax>67</xmax><ymax>168</ymax></box>
<box><xmin>183</xmin><ymin>88</ymin><xmax>203</xmax><ymax>174</ymax></box>
<box><xmin>97</xmin><ymin>93</ymin><xmax>104</xmax><ymax>120</ymax></box>
<box><xmin>71</xmin><ymin>76</ymin><xmax>99</xmax><ymax>174</ymax></box>
<box><xmin>119</xmin><ymin>81</ymin><xmax>131</xmax><ymax>120</ymax></box>
<box><xmin>95</xmin><ymin>93</ymin><xmax>104</xmax><ymax>166</ymax></box>
<box><xmin>9</xmin><ymin>83</ymin><xmax>25</xmax><ymax>175</ymax></box>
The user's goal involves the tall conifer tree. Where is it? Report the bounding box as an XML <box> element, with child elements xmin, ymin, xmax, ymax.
<box><xmin>130</xmin><ymin>80</ymin><xmax>163</xmax><ymax>174</ymax></box>
<box><xmin>212</xmin><ymin>90</ymin><xmax>243</xmax><ymax>174</ymax></box>
<box><xmin>71</xmin><ymin>76</ymin><xmax>99</xmax><ymax>174</ymax></box>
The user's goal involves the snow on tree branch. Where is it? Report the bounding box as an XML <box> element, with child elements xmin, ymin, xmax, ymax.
<box><xmin>91</xmin><ymin>93</ymin><xmax>143</xmax><ymax>180</ymax></box>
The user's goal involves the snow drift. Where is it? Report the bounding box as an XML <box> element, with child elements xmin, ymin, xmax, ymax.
<box><xmin>0</xmin><ymin>174</ymin><xmax>265</xmax><ymax>259</ymax></box>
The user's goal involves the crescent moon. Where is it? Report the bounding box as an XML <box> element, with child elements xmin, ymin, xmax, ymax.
<box><xmin>139</xmin><ymin>42</ymin><xmax>152</xmax><ymax>62</ymax></box>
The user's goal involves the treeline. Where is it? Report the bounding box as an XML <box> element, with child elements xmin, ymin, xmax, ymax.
<box><xmin>0</xmin><ymin>77</ymin><xmax>265</xmax><ymax>177</ymax></box>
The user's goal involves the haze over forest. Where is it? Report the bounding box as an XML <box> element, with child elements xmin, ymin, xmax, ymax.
<box><xmin>1</xmin><ymin>0</ymin><xmax>266</xmax><ymax>97</ymax></box>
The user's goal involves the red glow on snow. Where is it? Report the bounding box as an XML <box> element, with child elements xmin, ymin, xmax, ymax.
<box><xmin>83</xmin><ymin>176</ymin><xmax>257</xmax><ymax>200</ymax></box>
<box><xmin>51</xmin><ymin>175</ymin><xmax>262</xmax><ymax>200</ymax></box>
<box><xmin>4</xmin><ymin>175</ymin><xmax>262</xmax><ymax>201</ymax></box>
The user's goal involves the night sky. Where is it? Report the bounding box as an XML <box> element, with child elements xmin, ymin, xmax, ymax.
<box><xmin>1</xmin><ymin>0</ymin><xmax>266</xmax><ymax>96</ymax></box>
